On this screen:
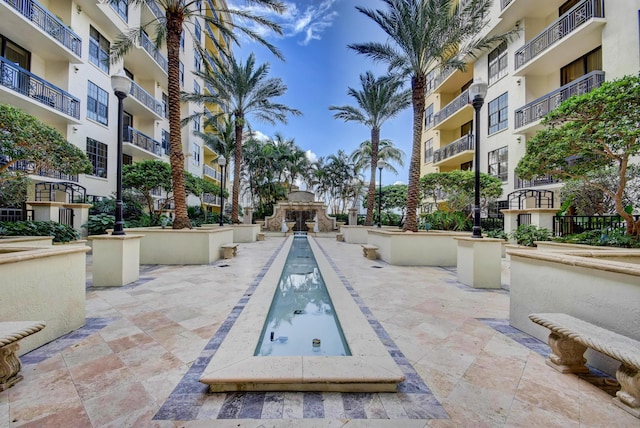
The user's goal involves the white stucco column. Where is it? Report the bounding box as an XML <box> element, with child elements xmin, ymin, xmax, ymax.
<box><xmin>88</xmin><ymin>234</ymin><xmax>143</xmax><ymax>287</ymax></box>
<box><xmin>455</xmin><ymin>237</ymin><xmax>504</xmax><ymax>289</ymax></box>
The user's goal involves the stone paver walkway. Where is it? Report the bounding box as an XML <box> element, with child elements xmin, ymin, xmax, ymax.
<box><xmin>1</xmin><ymin>236</ymin><xmax>636</xmax><ymax>427</ymax></box>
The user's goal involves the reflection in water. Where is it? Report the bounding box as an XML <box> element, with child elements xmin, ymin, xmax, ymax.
<box><xmin>255</xmin><ymin>236</ymin><xmax>351</xmax><ymax>356</ymax></box>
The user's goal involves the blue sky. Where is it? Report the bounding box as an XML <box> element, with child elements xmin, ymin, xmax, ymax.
<box><xmin>229</xmin><ymin>0</ymin><xmax>414</xmax><ymax>185</ymax></box>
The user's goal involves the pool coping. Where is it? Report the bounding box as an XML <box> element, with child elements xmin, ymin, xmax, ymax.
<box><xmin>199</xmin><ymin>235</ymin><xmax>406</xmax><ymax>392</ymax></box>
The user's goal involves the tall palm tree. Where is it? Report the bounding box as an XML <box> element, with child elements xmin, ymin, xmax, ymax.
<box><xmin>350</xmin><ymin>0</ymin><xmax>514</xmax><ymax>231</ymax></box>
<box><xmin>330</xmin><ymin>71</ymin><xmax>410</xmax><ymax>225</ymax></box>
<box><xmin>185</xmin><ymin>53</ymin><xmax>302</xmax><ymax>222</ymax></box>
<box><xmin>109</xmin><ymin>0</ymin><xmax>286</xmax><ymax>228</ymax></box>
<box><xmin>350</xmin><ymin>139</ymin><xmax>405</xmax><ymax>176</ymax></box>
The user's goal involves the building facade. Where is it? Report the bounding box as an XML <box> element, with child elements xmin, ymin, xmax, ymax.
<box><xmin>0</xmin><ymin>0</ymin><xmax>228</xmax><ymax>217</ymax></box>
<box><xmin>420</xmin><ymin>0</ymin><xmax>640</xmax><ymax>214</ymax></box>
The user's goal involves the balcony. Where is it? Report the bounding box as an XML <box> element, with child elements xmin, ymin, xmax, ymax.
<box><xmin>515</xmin><ymin>173</ymin><xmax>561</xmax><ymax>189</ymax></box>
<box><xmin>3</xmin><ymin>159</ymin><xmax>79</xmax><ymax>182</ymax></box>
<box><xmin>123</xmin><ymin>81</ymin><xmax>164</xmax><ymax>120</ymax></box>
<box><xmin>122</xmin><ymin>126</ymin><xmax>163</xmax><ymax>159</ymax></box>
<box><xmin>1</xmin><ymin>0</ymin><xmax>83</xmax><ymax>63</ymax></box>
<box><xmin>202</xmin><ymin>192</ymin><xmax>221</xmax><ymax>206</ymax></box>
<box><xmin>124</xmin><ymin>32</ymin><xmax>168</xmax><ymax>84</ymax></box>
<box><xmin>433</xmin><ymin>89</ymin><xmax>472</xmax><ymax>131</ymax></box>
<box><xmin>204</xmin><ymin>164</ymin><xmax>222</xmax><ymax>181</ymax></box>
<box><xmin>75</xmin><ymin>0</ymin><xmax>128</xmax><ymax>39</ymax></box>
<box><xmin>514</xmin><ymin>0</ymin><xmax>605</xmax><ymax>76</ymax></box>
<box><xmin>0</xmin><ymin>56</ymin><xmax>81</xmax><ymax>124</ymax></box>
<box><xmin>514</xmin><ymin>70</ymin><xmax>605</xmax><ymax>130</ymax></box>
<box><xmin>433</xmin><ymin>134</ymin><xmax>474</xmax><ymax>169</ymax></box>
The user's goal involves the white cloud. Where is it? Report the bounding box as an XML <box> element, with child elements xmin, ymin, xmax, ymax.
<box><xmin>228</xmin><ymin>0</ymin><xmax>339</xmax><ymax>46</ymax></box>
<box><xmin>305</xmin><ymin>149</ymin><xmax>317</xmax><ymax>163</ymax></box>
<box><xmin>248</xmin><ymin>130</ymin><xmax>270</xmax><ymax>141</ymax></box>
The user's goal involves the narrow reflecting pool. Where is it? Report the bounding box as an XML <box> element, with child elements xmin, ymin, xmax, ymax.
<box><xmin>255</xmin><ymin>235</ymin><xmax>351</xmax><ymax>356</ymax></box>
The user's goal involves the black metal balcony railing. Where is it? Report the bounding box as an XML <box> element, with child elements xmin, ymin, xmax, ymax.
<box><xmin>0</xmin><ymin>56</ymin><xmax>80</xmax><ymax>119</ymax></box>
<box><xmin>146</xmin><ymin>0</ymin><xmax>163</xmax><ymax>18</ymax></box>
<box><xmin>3</xmin><ymin>159</ymin><xmax>79</xmax><ymax>182</ymax></box>
<box><xmin>514</xmin><ymin>70</ymin><xmax>605</xmax><ymax>128</ymax></box>
<box><xmin>129</xmin><ymin>81</ymin><xmax>164</xmax><ymax>117</ymax></box>
<box><xmin>140</xmin><ymin>32</ymin><xmax>168</xmax><ymax>72</ymax></box>
<box><xmin>433</xmin><ymin>89</ymin><xmax>470</xmax><ymax>126</ymax></box>
<box><xmin>554</xmin><ymin>215</ymin><xmax>640</xmax><ymax>237</ymax></box>
<box><xmin>425</xmin><ymin>67</ymin><xmax>455</xmax><ymax>96</ymax></box>
<box><xmin>3</xmin><ymin>0</ymin><xmax>82</xmax><ymax>57</ymax></box>
<box><xmin>433</xmin><ymin>134</ymin><xmax>474</xmax><ymax>164</ymax></box>
<box><xmin>501</xmin><ymin>0</ymin><xmax>513</xmax><ymax>10</ymax></box>
<box><xmin>514</xmin><ymin>173</ymin><xmax>560</xmax><ymax>189</ymax></box>
<box><xmin>123</xmin><ymin>126</ymin><xmax>163</xmax><ymax>157</ymax></box>
<box><xmin>202</xmin><ymin>193</ymin><xmax>221</xmax><ymax>206</ymax></box>
<box><xmin>514</xmin><ymin>0</ymin><xmax>605</xmax><ymax>70</ymax></box>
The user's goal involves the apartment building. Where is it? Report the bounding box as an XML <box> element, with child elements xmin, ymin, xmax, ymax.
<box><xmin>421</xmin><ymin>0</ymin><xmax>640</xmax><ymax>214</ymax></box>
<box><xmin>0</xmin><ymin>0</ymin><xmax>228</xmax><ymax>217</ymax></box>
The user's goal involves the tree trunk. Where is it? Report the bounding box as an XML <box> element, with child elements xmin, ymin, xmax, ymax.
<box><xmin>166</xmin><ymin>11</ymin><xmax>190</xmax><ymax>229</ymax></box>
<box><xmin>231</xmin><ymin>117</ymin><xmax>243</xmax><ymax>223</ymax></box>
<box><xmin>365</xmin><ymin>127</ymin><xmax>380</xmax><ymax>226</ymax></box>
<box><xmin>404</xmin><ymin>74</ymin><xmax>426</xmax><ymax>232</ymax></box>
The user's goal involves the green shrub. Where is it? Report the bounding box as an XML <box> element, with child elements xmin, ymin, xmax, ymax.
<box><xmin>84</xmin><ymin>213</ymin><xmax>115</xmax><ymax>235</ymax></box>
<box><xmin>509</xmin><ymin>224</ymin><xmax>552</xmax><ymax>247</ymax></box>
<box><xmin>421</xmin><ymin>211</ymin><xmax>471</xmax><ymax>231</ymax></box>
<box><xmin>0</xmin><ymin>220</ymin><xmax>79</xmax><ymax>243</ymax></box>
<box><xmin>555</xmin><ymin>228</ymin><xmax>640</xmax><ymax>248</ymax></box>
<box><xmin>485</xmin><ymin>229</ymin><xmax>508</xmax><ymax>240</ymax></box>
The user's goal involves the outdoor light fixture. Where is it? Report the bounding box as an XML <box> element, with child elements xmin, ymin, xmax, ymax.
<box><xmin>377</xmin><ymin>160</ymin><xmax>387</xmax><ymax>228</ymax></box>
<box><xmin>469</xmin><ymin>79</ymin><xmax>488</xmax><ymax>238</ymax></box>
<box><xmin>110</xmin><ymin>69</ymin><xmax>132</xmax><ymax>236</ymax></box>
<box><xmin>218</xmin><ymin>155</ymin><xmax>226</xmax><ymax>226</ymax></box>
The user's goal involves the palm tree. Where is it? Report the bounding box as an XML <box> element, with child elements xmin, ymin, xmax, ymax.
<box><xmin>184</xmin><ymin>53</ymin><xmax>302</xmax><ymax>223</ymax></box>
<box><xmin>109</xmin><ymin>0</ymin><xmax>286</xmax><ymax>229</ymax></box>
<box><xmin>330</xmin><ymin>72</ymin><xmax>410</xmax><ymax>225</ymax></box>
<box><xmin>350</xmin><ymin>139</ymin><xmax>405</xmax><ymax>176</ymax></box>
<box><xmin>350</xmin><ymin>0</ymin><xmax>514</xmax><ymax>231</ymax></box>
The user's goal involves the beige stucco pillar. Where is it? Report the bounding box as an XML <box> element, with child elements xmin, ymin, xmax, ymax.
<box><xmin>500</xmin><ymin>209</ymin><xmax>521</xmax><ymax>236</ymax></box>
<box><xmin>455</xmin><ymin>237</ymin><xmax>504</xmax><ymax>289</ymax></box>
<box><xmin>243</xmin><ymin>207</ymin><xmax>253</xmax><ymax>224</ymax></box>
<box><xmin>529</xmin><ymin>208</ymin><xmax>560</xmax><ymax>232</ymax></box>
<box><xmin>27</xmin><ymin>201</ymin><xmax>65</xmax><ymax>222</ymax></box>
<box><xmin>348</xmin><ymin>208</ymin><xmax>358</xmax><ymax>226</ymax></box>
<box><xmin>63</xmin><ymin>203</ymin><xmax>92</xmax><ymax>237</ymax></box>
<box><xmin>88</xmin><ymin>234</ymin><xmax>143</xmax><ymax>287</ymax></box>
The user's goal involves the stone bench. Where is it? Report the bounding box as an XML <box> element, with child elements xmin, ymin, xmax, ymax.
<box><xmin>361</xmin><ymin>244</ymin><xmax>378</xmax><ymax>260</ymax></box>
<box><xmin>221</xmin><ymin>243</ymin><xmax>239</xmax><ymax>259</ymax></box>
<box><xmin>336</xmin><ymin>233</ymin><xmax>344</xmax><ymax>242</ymax></box>
<box><xmin>0</xmin><ymin>321</ymin><xmax>46</xmax><ymax>391</ymax></box>
<box><xmin>530</xmin><ymin>313</ymin><xmax>640</xmax><ymax>418</ymax></box>
<box><xmin>257</xmin><ymin>233</ymin><xmax>265</xmax><ymax>241</ymax></box>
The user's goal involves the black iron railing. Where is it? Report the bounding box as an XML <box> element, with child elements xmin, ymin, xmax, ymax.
<box><xmin>554</xmin><ymin>215</ymin><xmax>640</xmax><ymax>237</ymax></box>
<box><xmin>130</xmin><ymin>81</ymin><xmax>164</xmax><ymax>116</ymax></box>
<box><xmin>0</xmin><ymin>207</ymin><xmax>33</xmax><ymax>222</ymax></box>
<box><xmin>515</xmin><ymin>71</ymin><xmax>605</xmax><ymax>128</ymax></box>
<box><xmin>146</xmin><ymin>0</ymin><xmax>163</xmax><ymax>18</ymax></box>
<box><xmin>433</xmin><ymin>134</ymin><xmax>474</xmax><ymax>164</ymax></box>
<box><xmin>0</xmin><ymin>56</ymin><xmax>80</xmax><ymax>119</ymax></box>
<box><xmin>514</xmin><ymin>173</ymin><xmax>561</xmax><ymax>189</ymax></box>
<box><xmin>514</xmin><ymin>0</ymin><xmax>605</xmax><ymax>70</ymax></box>
<box><xmin>434</xmin><ymin>89</ymin><xmax>470</xmax><ymax>126</ymax></box>
<box><xmin>140</xmin><ymin>32</ymin><xmax>168</xmax><ymax>72</ymax></box>
<box><xmin>501</xmin><ymin>0</ymin><xmax>513</xmax><ymax>10</ymax></box>
<box><xmin>2</xmin><ymin>0</ymin><xmax>82</xmax><ymax>56</ymax></box>
<box><xmin>4</xmin><ymin>159</ymin><xmax>79</xmax><ymax>182</ymax></box>
<box><xmin>123</xmin><ymin>127</ymin><xmax>163</xmax><ymax>156</ymax></box>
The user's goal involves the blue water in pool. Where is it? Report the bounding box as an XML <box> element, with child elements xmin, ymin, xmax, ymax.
<box><xmin>254</xmin><ymin>235</ymin><xmax>351</xmax><ymax>356</ymax></box>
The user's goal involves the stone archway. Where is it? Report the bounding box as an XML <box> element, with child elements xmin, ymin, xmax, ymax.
<box><xmin>264</xmin><ymin>191</ymin><xmax>337</xmax><ymax>232</ymax></box>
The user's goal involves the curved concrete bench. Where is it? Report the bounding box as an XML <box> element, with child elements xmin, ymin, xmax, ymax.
<box><xmin>530</xmin><ymin>313</ymin><xmax>640</xmax><ymax>418</ymax></box>
<box><xmin>221</xmin><ymin>243</ymin><xmax>238</xmax><ymax>259</ymax></box>
<box><xmin>0</xmin><ymin>321</ymin><xmax>46</xmax><ymax>390</ymax></box>
<box><xmin>361</xmin><ymin>244</ymin><xmax>378</xmax><ymax>260</ymax></box>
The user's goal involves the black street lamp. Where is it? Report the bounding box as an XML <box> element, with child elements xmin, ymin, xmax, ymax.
<box><xmin>469</xmin><ymin>80</ymin><xmax>488</xmax><ymax>239</ymax></box>
<box><xmin>377</xmin><ymin>160</ymin><xmax>386</xmax><ymax>228</ymax></box>
<box><xmin>110</xmin><ymin>70</ymin><xmax>131</xmax><ymax>236</ymax></box>
<box><xmin>218</xmin><ymin>155</ymin><xmax>226</xmax><ymax>226</ymax></box>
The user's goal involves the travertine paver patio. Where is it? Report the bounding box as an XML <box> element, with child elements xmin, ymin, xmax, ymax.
<box><xmin>1</xmin><ymin>235</ymin><xmax>637</xmax><ymax>427</ymax></box>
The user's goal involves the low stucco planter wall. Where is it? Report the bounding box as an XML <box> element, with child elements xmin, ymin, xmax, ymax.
<box><xmin>367</xmin><ymin>230</ymin><xmax>468</xmax><ymax>266</ymax></box>
<box><xmin>340</xmin><ymin>226</ymin><xmax>372</xmax><ymax>244</ymax></box>
<box><xmin>0</xmin><ymin>236</ymin><xmax>53</xmax><ymax>247</ymax></box>
<box><xmin>534</xmin><ymin>241</ymin><xmax>628</xmax><ymax>252</ymax></box>
<box><xmin>125</xmin><ymin>227</ymin><xmax>233</xmax><ymax>264</ymax></box>
<box><xmin>0</xmin><ymin>245</ymin><xmax>88</xmax><ymax>355</ymax></box>
<box><xmin>509</xmin><ymin>249</ymin><xmax>640</xmax><ymax>375</ymax></box>
<box><xmin>231</xmin><ymin>224</ymin><xmax>260</xmax><ymax>243</ymax></box>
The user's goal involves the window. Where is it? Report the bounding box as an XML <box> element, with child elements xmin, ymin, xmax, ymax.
<box><xmin>488</xmin><ymin>41</ymin><xmax>508</xmax><ymax>85</ymax></box>
<box><xmin>194</xmin><ymin>81</ymin><xmax>200</xmax><ymax>95</ymax></box>
<box><xmin>460</xmin><ymin>161</ymin><xmax>472</xmax><ymax>171</ymax></box>
<box><xmin>424</xmin><ymin>104</ymin><xmax>434</xmax><ymax>128</ymax></box>
<box><xmin>111</xmin><ymin>0</ymin><xmax>128</xmax><ymax>21</ymax></box>
<box><xmin>424</xmin><ymin>138</ymin><xmax>433</xmax><ymax>163</ymax></box>
<box><xmin>161</xmin><ymin>130</ymin><xmax>170</xmax><ymax>154</ymax></box>
<box><xmin>1</xmin><ymin>36</ymin><xmax>30</xmax><ymax>70</ymax></box>
<box><xmin>87</xmin><ymin>81</ymin><xmax>109</xmax><ymax>125</ymax></box>
<box><xmin>488</xmin><ymin>146</ymin><xmax>508</xmax><ymax>181</ymax></box>
<box><xmin>425</xmin><ymin>69</ymin><xmax>436</xmax><ymax>94</ymax></box>
<box><xmin>192</xmin><ymin>143</ymin><xmax>201</xmax><ymax>165</ymax></box>
<box><xmin>559</xmin><ymin>0</ymin><xmax>580</xmax><ymax>15</ymax></box>
<box><xmin>488</xmin><ymin>92</ymin><xmax>508</xmax><ymax>134</ymax></box>
<box><xmin>193</xmin><ymin>116</ymin><xmax>201</xmax><ymax>133</ymax></box>
<box><xmin>179</xmin><ymin>61</ymin><xmax>184</xmax><ymax>86</ymax></box>
<box><xmin>162</xmin><ymin>92</ymin><xmax>168</xmax><ymax>118</ymax></box>
<box><xmin>560</xmin><ymin>47</ymin><xmax>602</xmax><ymax>85</ymax></box>
<box><xmin>89</xmin><ymin>27</ymin><xmax>110</xmax><ymax>73</ymax></box>
<box><xmin>180</xmin><ymin>32</ymin><xmax>185</xmax><ymax>50</ymax></box>
<box><xmin>86</xmin><ymin>138</ymin><xmax>108</xmax><ymax>178</ymax></box>
<box><xmin>194</xmin><ymin>51</ymin><xmax>202</xmax><ymax>72</ymax></box>
<box><xmin>195</xmin><ymin>21</ymin><xmax>201</xmax><ymax>44</ymax></box>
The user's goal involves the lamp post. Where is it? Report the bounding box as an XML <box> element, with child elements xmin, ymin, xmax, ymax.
<box><xmin>377</xmin><ymin>160</ymin><xmax>386</xmax><ymax>228</ymax></box>
<box><xmin>110</xmin><ymin>69</ymin><xmax>131</xmax><ymax>236</ymax></box>
<box><xmin>469</xmin><ymin>79</ymin><xmax>488</xmax><ymax>238</ymax></box>
<box><xmin>218</xmin><ymin>155</ymin><xmax>226</xmax><ymax>226</ymax></box>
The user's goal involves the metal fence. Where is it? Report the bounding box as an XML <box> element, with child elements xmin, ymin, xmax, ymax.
<box><xmin>553</xmin><ymin>215</ymin><xmax>640</xmax><ymax>237</ymax></box>
<box><xmin>58</xmin><ymin>207</ymin><xmax>73</xmax><ymax>226</ymax></box>
<box><xmin>0</xmin><ymin>207</ymin><xmax>33</xmax><ymax>222</ymax></box>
